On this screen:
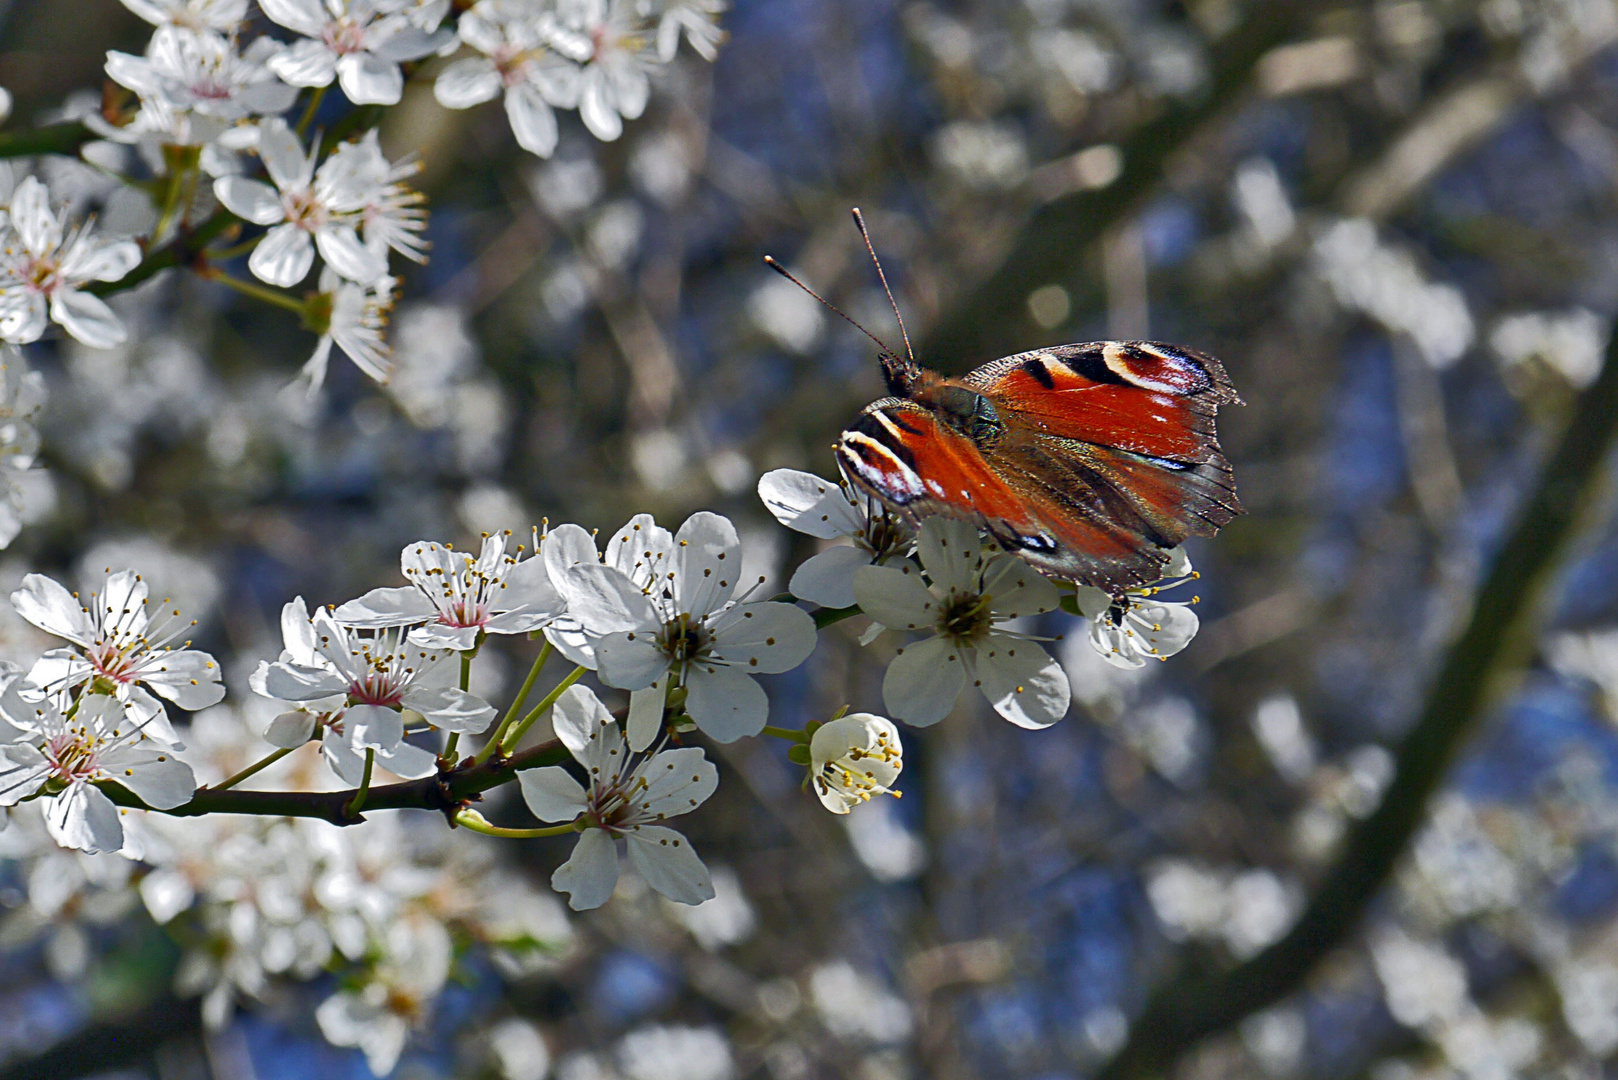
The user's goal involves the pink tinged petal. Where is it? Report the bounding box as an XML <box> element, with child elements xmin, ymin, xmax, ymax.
<box><xmin>344</xmin><ymin>703</ymin><xmax>403</xmax><ymax>751</ymax></box>
<box><xmin>504</xmin><ymin>82</ymin><xmax>558</xmax><ymax>158</ymax></box>
<box><xmin>979</xmin><ymin>555</ymin><xmax>1061</xmax><ymax>618</ymax></box>
<box><xmin>635</xmin><ymin>746</ymin><xmax>718</xmax><ymax>817</ymax></box>
<box><xmin>672</xmin><ymin>511</ymin><xmax>741</xmax><ymax>619</ymax></box>
<box><xmin>269</xmin><ymin>38</ymin><xmax>339</xmax><ymax>87</ymax></box>
<box><xmin>853</xmin><ymin>563</ymin><xmax>937</xmax><ymax>631</ymax></box>
<box><xmin>626</xmin><ymin>675</ymin><xmax>667</xmax><ymax>753</ymax></box>
<box><xmin>408</xmin><ymin>623</ymin><xmax>483</xmax><ymax>651</ymax></box>
<box><xmin>788</xmin><ymin>544</ymin><xmax>870</xmax><ymax>608</ymax></box>
<box><xmin>549</xmin><ymin>683</ymin><xmax>612</xmax><ymax>759</ymax></box>
<box><xmin>434</xmin><ymin>57</ymin><xmax>501</xmax><ymax>108</ymax></box>
<box><xmin>681</xmin><ymin>663</ymin><xmax>767</xmax><ymax>743</ymax></box>
<box><xmin>260</xmin><ymin>661</ymin><xmax>349</xmax><ymax>701</ymax></box>
<box><xmin>264</xmin><ymin>709</ymin><xmax>317</xmax><ymax>747</ymax></box>
<box><xmin>51</xmin><ymin>289</ymin><xmax>128</xmax><ymax>349</ymax></box>
<box><xmin>552</xmin><ymin>828</ymin><xmax>620</xmax><ymax>910</ymax></box>
<box><xmin>624</xmin><ymin>825</ymin><xmax>714</xmax><ymax>905</ymax></box>
<box><xmin>249</xmin><ymin>224</ymin><xmax>315</xmax><ymax>287</ymax></box>
<box><xmin>12</xmin><ymin>573</ymin><xmax>96</xmax><ymax>644</ymax></box>
<box><xmin>881</xmin><ymin>635</ymin><xmax>966</xmax><ymax>726</ymax></box>
<box><xmin>141</xmin><ymin>649</ymin><xmax>226</xmax><ymax>710</ymax></box>
<box><xmin>708</xmin><ymin>601</ymin><xmax>816</xmax><ymax>674</ymax></box>
<box><xmin>333</xmin><ymin>586</ymin><xmax>436</xmax><ymax>628</ymax></box>
<box><xmin>315</xmin><ymin>225</ymin><xmax>387</xmax><ymax>284</ymax></box>
<box><xmin>579</xmin><ymin>76</ymin><xmax>623</xmax><ymax>141</ymax></box>
<box><xmin>594</xmin><ymin>631</ymin><xmax>669</xmax><ymax>691</ymax></box>
<box><xmin>968</xmin><ymin>634</ymin><xmax>1070</xmax><ymax>729</ymax></box>
<box><xmin>257</xmin><ymin>0</ymin><xmax>327</xmax><ymax>35</ymax></box>
<box><xmin>557</xmin><ymin>563</ymin><xmax>657</xmax><ymax>636</ymax></box>
<box><xmin>213</xmin><ymin>176</ymin><xmax>285</xmax><ymax>225</ymax></box>
<box><xmin>256</xmin><ymin>117</ymin><xmax>312</xmax><ymax>191</ymax></box>
<box><xmin>46</xmin><ymin>783</ymin><xmax>123</xmax><ymax>854</ymax></box>
<box><xmin>518</xmin><ymin>766</ymin><xmax>587</xmax><ymax>822</ymax></box>
<box><xmin>336</xmin><ymin>52</ymin><xmax>404</xmax><ymax>105</ymax></box>
<box><xmin>10</xmin><ymin>178</ymin><xmax>61</xmax><ymax>255</ymax></box>
<box><xmin>399</xmin><ymin>685</ymin><xmax>496</xmax><ymax>733</ymax></box>
<box><xmin>757</xmin><ymin>469</ymin><xmax>863</xmax><ymax>538</ymax></box>
<box><xmin>102</xmin><ymin>746</ymin><xmax>196</xmax><ymax>808</ymax></box>
<box><xmin>916</xmin><ymin>517</ymin><xmax>984</xmax><ymax>594</ymax></box>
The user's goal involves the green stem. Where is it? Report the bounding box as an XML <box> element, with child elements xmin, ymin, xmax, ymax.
<box><xmin>454</xmin><ymin>808</ymin><xmax>581</xmax><ymax>839</ymax></box>
<box><xmin>210</xmin><ymin>746</ymin><xmax>294</xmax><ymax>792</ymax></box>
<box><xmin>0</xmin><ymin>121</ymin><xmax>94</xmax><ymax>159</ymax></box>
<box><xmin>761</xmin><ymin>725</ymin><xmax>809</xmax><ymax>743</ymax></box>
<box><xmin>202</xmin><ymin>269</ymin><xmax>308</xmax><ymax>315</ymax></box>
<box><xmin>343</xmin><ymin>749</ymin><xmax>375</xmax><ymax>817</ymax></box>
<box><xmin>478</xmin><ymin>642</ymin><xmax>551</xmax><ymax>763</ymax></box>
<box><xmin>499</xmin><ymin>665</ymin><xmax>587</xmax><ymax>754</ymax></box>
<box><xmin>442</xmin><ymin>647</ymin><xmax>478</xmax><ymax>765</ymax></box>
<box><xmin>296</xmin><ymin>85</ymin><xmax>327</xmax><ymax>136</ymax></box>
<box><xmin>208</xmin><ymin>234</ymin><xmax>262</xmax><ymax>261</ymax></box>
<box><xmin>87</xmin><ymin>210</ymin><xmax>240</xmax><ymax>298</ymax></box>
<box><xmin>814</xmin><ymin>604</ymin><xmax>861</xmax><ymax>629</ymax></box>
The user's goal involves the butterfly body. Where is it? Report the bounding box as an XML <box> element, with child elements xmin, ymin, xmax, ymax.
<box><xmin>836</xmin><ymin>340</ymin><xmax>1243</xmax><ymax>594</ymax></box>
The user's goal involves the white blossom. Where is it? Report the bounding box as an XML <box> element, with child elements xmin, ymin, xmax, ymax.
<box><xmin>854</xmin><ymin>517</ymin><xmax>1069</xmax><ymax>729</ymax></box>
<box><xmin>330</xmin><ymin>129</ymin><xmax>429</xmax><ymax>266</ymax></box>
<box><xmin>809</xmin><ymin>712</ymin><xmax>902</xmax><ymax>814</ymax></box>
<box><xmin>555</xmin><ymin>0</ymin><xmax>653</xmax><ymax>142</ymax></box>
<box><xmin>118</xmin><ymin>0</ymin><xmax>249</xmax><ymax>30</ymax></box>
<box><xmin>104</xmin><ymin>28</ymin><xmax>297</xmax><ymax>146</ymax></box>
<box><xmin>0</xmin><ymin>689</ymin><xmax>195</xmax><ymax>854</ymax></box>
<box><xmin>302</xmin><ymin>267</ymin><xmax>396</xmax><ymax>392</ymax></box>
<box><xmin>252</xmin><ymin>597</ymin><xmax>494</xmax><ymax>783</ymax></box>
<box><xmin>261</xmin><ymin>0</ymin><xmax>453</xmax><ymax>106</ymax></box>
<box><xmin>758</xmin><ymin>468</ymin><xmax>910</xmax><ymax>608</ymax></box>
<box><xmin>546</xmin><ymin>511</ymin><xmax>817</xmax><ymax>743</ymax></box>
<box><xmin>12</xmin><ymin>568</ymin><xmax>226</xmax><ymax>745</ymax></box>
<box><xmin>334</xmin><ymin>532</ymin><xmax>565</xmax><ymax>651</ymax></box>
<box><xmin>212</xmin><ymin>117</ymin><xmax>388</xmax><ymax>287</ymax></box>
<box><xmin>0</xmin><ymin>177</ymin><xmax>141</xmax><ymax>349</ymax></box>
<box><xmin>652</xmin><ymin>0</ymin><xmax>726</xmax><ymax>62</ymax></box>
<box><xmin>1074</xmin><ymin>547</ymin><xmax>1201</xmax><ymax>668</ymax></box>
<box><xmin>434</xmin><ymin>0</ymin><xmax>583</xmax><ymax>158</ymax></box>
<box><xmin>518</xmin><ymin>684</ymin><xmax>717</xmax><ymax>909</ymax></box>
<box><xmin>315</xmin><ymin>916</ymin><xmax>453</xmax><ymax>1075</ymax></box>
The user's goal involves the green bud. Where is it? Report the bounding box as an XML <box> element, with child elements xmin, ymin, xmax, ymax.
<box><xmin>786</xmin><ymin>744</ymin><xmax>812</xmax><ymax>766</ymax></box>
<box><xmin>666</xmin><ymin>684</ymin><xmax>689</xmax><ymax>708</ymax></box>
<box><xmin>300</xmin><ymin>290</ymin><xmax>334</xmax><ymax>335</ymax></box>
<box><xmin>88</xmin><ymin>676</ymin><xmax>120</xmax><ymax>698</ymax></box>
<box><xmin>1059</xmin><ymin>594</ymin><xmax>1083</xmax><ymax>617</ymax></box>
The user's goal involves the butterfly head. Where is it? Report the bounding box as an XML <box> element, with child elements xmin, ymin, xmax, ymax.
<box><xmin>879</xmin><ymin>349</ymin><xmax>923</xmax><ymax>397</ymax></box>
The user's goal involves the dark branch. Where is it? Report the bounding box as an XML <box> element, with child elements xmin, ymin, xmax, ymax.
<box><xmin>0</xmin><ymin>121</ymin><xmax>95</xmax><ymax>160</ymax></box>
<box><xmin>99</xmin><ymin>738</ymin><xmax>569</xmax><ymax>826</ymax></box>
<box><xmin>86</xmin><ymin>210</ymin><xmax>242</xmax><ymax>299</ymax></box>
<box><xmin>1096</xmin><ymin>313</ymin><xmax>1618</xmax><ymax>1078</ymax></box>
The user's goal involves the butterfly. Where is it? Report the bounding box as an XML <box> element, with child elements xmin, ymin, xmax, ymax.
<box><xmin>768</xmin><ymin>211</ymin><xmax>1243</xmax><ymax>596</ymax></box>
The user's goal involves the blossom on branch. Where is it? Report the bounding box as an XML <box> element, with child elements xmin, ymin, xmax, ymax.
<box><xmin>555</xmin><ymin>0</ymin><xmax>654</xmax><ymax>142</ymax></box>
<box><xmin>0</xmin><ymin>687</ymin><xmax>196</xmax><ymax>854</ymax></box>
<box><xmin>12</xmin><ymin>568</ymin><xmax>226</xmax><ymax>745</ymax></box>
<box><xmin>518</xmin><ymin>685</ymin><xmax>717</xmax><ymax>910</ymax></box>
<box><xmin>0</xmin><ymin>176</ymin><xmax>142</xmax><ymax>349</ymax></box>
<box><xmin>104</xmin><ymin>27</ymin><xmax>298</xmax><ymax>147</ymax></box>
<box><xmin>809</xmin><ymin>712</ymin><xmax>902</xmax><ymax>814</ymax></box>
<box><xmin>260</xmin><ymin>0</ymin><xmax>453</xmax><ymax>106</ymax></box>
<box><xmin>315</xmin><ymin>916</ymin><xmax>452</xmax><ymax>1075</ymax></box>
<box><xmin>1074</xmin><ymin>547</ymin><xmax>1201</xmax><ymax>668</ymax></box>
<box><xmin>334</xmin><ymin>532</ymin><xmax>566</xmax><ymax>651</ymax></box>
<box><xmin>758</xmin><ymin>467</ymin><xmax>910</xmax><ymax>608</ymax></box>
<box><xmin>118</xmin><ymin>0</ymin><xmax>249</xmax><ymax>31</ymax></box>
<box><xmin>548</xmin><ymin>511</ymin><xmax>816</xmax><ymax>742</ymax></box>
<box><xmin>301</xmin><ymin>267</ymin><xmax>396</xmax><ymax>392</ymax></box>
<box><xmin>434</xmin><ymin>0</ymin><xmax>582</xmax><ymax>159</ymax></box>
<box><xmin>854</xmin><ymin>517</ymin><xmax>1070</xmax><ymax>729</ymax></box>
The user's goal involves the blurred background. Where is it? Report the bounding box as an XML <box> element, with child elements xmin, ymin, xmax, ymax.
<box><xmin>7</xmin><ymin>0</ymin><xmax>1618</xmax><ymax>1077</ymax></box>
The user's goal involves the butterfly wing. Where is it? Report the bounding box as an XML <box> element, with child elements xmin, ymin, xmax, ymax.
<box><xmin>836</xmin><ymin>399</ymin><xmax>1170</xmax><ymax>590</ymax></box>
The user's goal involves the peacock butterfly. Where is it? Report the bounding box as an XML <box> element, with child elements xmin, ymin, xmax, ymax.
<box><xmin>767</xmin><ymin>211</ymin><xmax>1243</xmax><ymax>596</ymax></box>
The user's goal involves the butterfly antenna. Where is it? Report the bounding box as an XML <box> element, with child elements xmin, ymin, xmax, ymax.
<box><xmin>850</xmin><ymin>207</ymin><xmax>915</xmax><ymax>366</ymax></box>
<box><xmin>762</xmin><ymin>255</ymin><xmax>897</xmax><ymax>356</ymax></box>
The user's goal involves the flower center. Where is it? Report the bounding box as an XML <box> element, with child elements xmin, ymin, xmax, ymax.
<box><xmin>23</xmin><ymin>255</ymin><xmax>60</xmax><ymax>295</ymax></box>
<box><xmin>660</xmin><ymin>618</ymin><xmax>708</xmax><ymax>663</ymax></box>
<box><xmin>284</xmin><ymin>188</ymin><xmax>327</xmax><ymax>231</ymax></box>
<box><xmin>87</xmin><ymin>639</ymin><xmax>138</xmax><ymax>684</ymax></box>
<box><xmin>323</xmin><ymin>19</ymin><xmax>368</xmax><ymax>55</ymax></box>
<box><xmin>939</xmin><ymin>591</ymin><xmax>993</xmax><ymax>643</ymax></box>
<box><xmin>349</xmin><ymin>670</ymin><xmax>403</xmax><ymax>707</ymax></box>
<box><xmin>45</xmin><ymin>732</ymin><xmax>101</xmax><ymax>784</ymax></box>
<box><xmin>439</xmin><ymin>598</ymin><xmax>489</xmax><ymax>629</ymax></box>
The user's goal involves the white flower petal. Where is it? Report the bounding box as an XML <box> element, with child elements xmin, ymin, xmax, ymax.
<box><xmin>636</xmin><ymin>745</ymin><xmax>718</xmax><ymax>817</ymax></box>
<box><xmin>336</xmin><ymin>52</ymin><xmax>404</xmax><ymax>105</ymax></box>
<box><xmin>10</xmin><ymin>178</ymin><xmax>60</xmax><ymax>255</ymax></box>
<box><xmin>916</xmin><ymin>517</ymin><xmax>984</xmax><ymax>594</ymax></box>
<box><xmin>672</xmin><ymin>511</ymin><xmax>741</xmax><ymax>619</ymax></box>
<box><xmin>212</xmin><ymin>176</ymin><xmax>285</xmax><ymax>225</ymax></box>
<box><xmin>51</xmin><ymin>289</ymin><xmax>128</xmax><ymax>349</ymax></box>
<box><xmin>968</xmin><ymin>634</ymin><xmax>1070</xmax><ymax>729</ymax></box>
<box><xmin>505</xmin><ymin>82</ymin><xmax>559</xmax><ymax>157</ymax></box>
<box><xmin>604</xmin><ymin>514</ymin><xmax>675</xmax><ymax>587</ymax></box>
<box><xmin>377</xmin><ymin>739</ymin><xmax>437</xmax><ymax>779</ymax></box>
<box><xmin>853</xmin><ymin>563</ymin><xmax>936</xmax><ymax>631</ymax></box>
<box><xmin>105</xmin><ymin>746</ymin><xmax>196</xmax><ymax>808</ymax></box>
<box><xmin>550</xmin><ymin>683</ymin><xmax>612</xmax><ymax>760</ymax></box>
<box><xmin>140</xmin><ymin>648</ymin><xmax>226</xmax><ymax>710</ymax></box>
<box><xmin>248</xmin><ymin>223</ymin><xmax>315</xmax><ymax>287</ymax></box>
<box><xmin>408</xmin><ymin>623</ymin><xmax>483</xmax><ymax>651</ymax></box>
<box><xmin>627</xmin><ymin>674</ymin><xmax>667</xmax><ymax>753</ymax></box>
<box><xmin>269</xmin><ymin>37</ymin><xmax>339</xmax><ymax>87</ymax></box>
<box><xmin>12</xmin><ymin>573</ymin><xmax>96</xmax><ymax>645</ymax></box>
<box><xmin>257</xmin><ymin>0</ymin><xmax>326</xmax><ymax>36</ymax></box>
<box><xmin>881</xmin><ymin>635</ymin><xmax>966</xmax><ymax>726</ymax></box>
<box><xmin>625</xmin><ymin>825</ymin><xmax>713</xmax><ymax>905</ymax></box>
<box><xmin>342</xmin><ymin>703</ymin><xmax>403</xmax><ymax>751</ymax></box>
<box><xmin>261</xmin><ymin>661</ymin><xmax>348</xmax><ymax>701</ymax></box>
<box><xmin>400</xmin><ymin>684</ymin><xmax>496</xmax><ymax>733</ymax></box>
<box><xmin>708</xmin><ymin>601</ymin><xmax>816</xmax><ymax>673</ymax></box>
<box><xmin>333</xmin><ymin>586</ymin><xmax>437</xmax><ymax>628</ymax></box>
<box><xmin>980</xmin><ymin>555</ymin><xmax>1061</xmax><ymax>618</ymax></box>
<box><xmin>256</xmin><ymin>116</ymin><xmax>311</xmax><ymax>190</ymax></box>
<box><xmin>518</xmin><ymin>766</ymin><xmax>587</xmax><ymax>822</ymax></box>
<box><xmin>555</xmin><ymin>563</ymin><xmax>657</xmax><ymax>636</ymax></box>
<box><xmin>315</xmin><ymin>225</ymin><xmax>388</xmax><ymax>284</ymax></box>
<box><xmin>552</xmin><ymin>828</ymin><xmax>620</xmax><ymax>910</ymax></box>
<box><xmin>594</xmin><ymin>631</ymin><xmax>669</xmax><ymax>691</ymax></box>
<box><xmin>682</xmin><ymin>663</ymin><xmax>767</xmax><ymax>742</ymax></box>
<box><xmin>757</xmin><ymin>469</ymin><xmax>862</xmax><ymax>538</ymax></box>
<box><xmin>264</xmin><ymin>709</ymin><xmax>317</xmax><ymax>748</ymax></box>
<box><xmin>787</xmin><ymin>544</ymin><xmax>870</xmax><ymax>609</ymax></box>
<box><xmin>579</xmin><ymin>77</ymin><xmax>623</xmax><ymax>141</ymax></box>
<box><xmin>46</xmin><ymin>784</ymin><xmax>123</xmax><ymax>854</ymax></box>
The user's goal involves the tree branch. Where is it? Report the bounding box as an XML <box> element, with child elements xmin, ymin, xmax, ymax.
<box><xmin>919</xmin><ymin>0</ymin><xmax>1301</xmax><ymax>368</ymax></box>
<box><xmin>1096</xmin><ymin>314</ymin><xmax>1618</xmax><ymax>1078</ymax></box>
<box><xmin>0</xmin><ymin>121</ymin><xmax>95</xmax><ymax>160</ymax></box>
<box><xmin>86</xmin><ymin>209</ymin><xmax>241</xmax><ymax>298</ymax></box>
<box><xmin>99</xmin><ymin>738</ymin><xmax>569</xmax><ymax>826</ymax></box>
